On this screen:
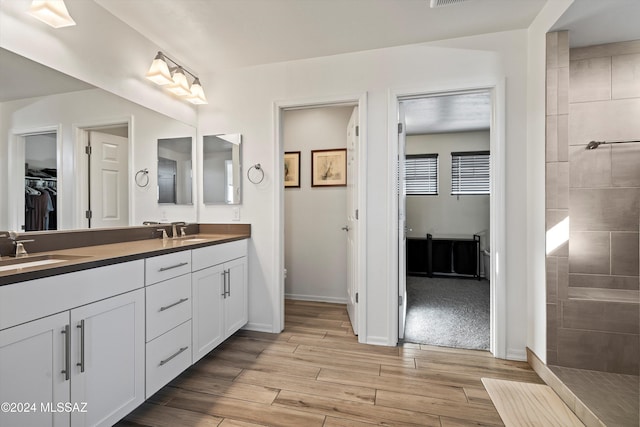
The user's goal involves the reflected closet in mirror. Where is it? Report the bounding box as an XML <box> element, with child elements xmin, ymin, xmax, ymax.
<box><xmin>203</xmin><ymin>134</ymin><xmax>242</xmax><ymax>204</ymax></box>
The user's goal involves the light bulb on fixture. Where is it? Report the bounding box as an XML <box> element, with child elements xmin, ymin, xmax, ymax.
<box><xmin>28</xmin><ymin>0</ymin><xmax>76</xmax><ymax>28</ymax></box>
<box><xmin>166</xmin><ymin>67</ymin><xmax>191</xmax><ymax>97</ymax></box>
<box><xmin>187</xmin><ymin>78</ymin><xmax>208</xmax><ymax>104</ymax></box>
<box><xmin>145</xmin><ymin>52</ymin><xmax>173</xmax><ymax>85</ymax></box>
<box><xmin>146</xmin><ymin>52</ymin><xmax>206</xmax><ymax>104</ymax></box>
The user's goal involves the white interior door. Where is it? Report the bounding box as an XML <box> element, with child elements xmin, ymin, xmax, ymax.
<box><xmin>346</xmin><ymin>106</ymin><xmax>359</xmax><ymax>335</ymax></box>
<box><xmin>88</xmin><ymin>131</ymin><xmax>129</xmax><ymax>228</ymax></box>
<box><xmin>398</xmin><ymin>103</ymin><xmax>407</xmax><ymax>340</ymax></box>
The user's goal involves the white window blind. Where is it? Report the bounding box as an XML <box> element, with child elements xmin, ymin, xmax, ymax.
<box><xmin>451</xmin><ymin>151</ymin><xmax>490</xmax><ymax>195</ymax></box>
<box><xmin>405</xmin><ymin>154</ymin><xmax>438</xmax><ymax>195</ymax></box>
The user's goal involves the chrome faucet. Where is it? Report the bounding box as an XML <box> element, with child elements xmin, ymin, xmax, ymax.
<box><xmin>157</xmin><ymin>228</ymin><xmax>169</xmax><ymax>241</ymax></box>
<box><xmin>171</xmin><ymin>222</ymin><xmax>186</xmax><ymax>239</ymax></box>
<box><xmin>8</xmin><ymin>231</ymin><xmax>34</xmax><ymax>257</ymax></box>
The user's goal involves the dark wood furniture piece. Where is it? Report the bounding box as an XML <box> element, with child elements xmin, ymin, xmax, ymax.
<box><xmin>406</xmin><ymin>233</ymin><xmax>480</xmax><ymax>279</ymax></box>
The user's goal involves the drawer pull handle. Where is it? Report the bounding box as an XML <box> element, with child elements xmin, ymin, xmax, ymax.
<box><xmin>159</xmin><ymin>346</ymin><xmax>188</xmax><ymax>366</ymax></box>
<box><xmin>159</xmin><ymin>297</ymin><xmax>189</xmax><ymax>312</ymax></box>
<box><xmin>158</xmin><ymin>262</ymin><xmax>189</xmax><ymax>272</ymax></box>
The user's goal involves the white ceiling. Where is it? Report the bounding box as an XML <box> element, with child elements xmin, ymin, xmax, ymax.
<box><xmin>94</xmin><ymin>0</ymin><xmax>548</xmax><ymax>74</ymax></box>
<box><xmin>5</xmin><ymin>0</ymin><xmax>640</xmax><ymax>133</ymax></box>
<box><xmin>551</xmin><ymin>0</ymin><xmax>640</xmax><ymax>48</ymax></box>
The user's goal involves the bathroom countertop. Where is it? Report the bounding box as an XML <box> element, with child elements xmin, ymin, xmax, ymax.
<box><xmin>0</xmin><ymin>232</ymin><xmax>250</xmax><ymax>286</ymax></box>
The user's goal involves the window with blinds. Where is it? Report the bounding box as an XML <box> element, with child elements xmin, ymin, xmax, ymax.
<box><xmin>451</xmin><ymin>151</ymin><xmax>490</xmax><ymax>195</ymax></box>
<box><xmin>405</xmin><ymin>154</ymin><xmax>438</xmax><ymax>195</ymax></box>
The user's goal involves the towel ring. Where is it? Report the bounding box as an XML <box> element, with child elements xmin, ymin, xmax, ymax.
<box><xmin>135</xmin><ymin>168</ymin><xmax>149</xmax><ymax>187</ymax></box>
<box><xmin>247</xmin><ymin>164</ymin><xmax>264</xmax><ymax>184</ymax></box>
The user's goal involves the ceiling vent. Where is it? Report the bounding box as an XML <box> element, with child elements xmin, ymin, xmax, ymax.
<box><xmin>430</xmin><ymin>0</ymin><xmax>469</xmax><ymax>8</ymax></box>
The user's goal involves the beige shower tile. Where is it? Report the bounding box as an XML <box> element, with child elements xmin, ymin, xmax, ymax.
<box><xmin>557</xmin><ymin>114</ymin><xmax>569</xmax><ymax>161</ymax></box>
<box><xmin>547</xmin><ymin>32</ymin><xmax>558</xmax><ymax>69</ymax></box>
<box><xmin>562</xmin><ymin>300</ymin><xmax>640</xmax><ymax>334</ymax></box>
<box><xmin>557</xmin><ymin>329</ymin><xmax>639</xmax><ymax>375</ymax></box>
<box><xmin>547</xmin><ymin>256</ymin><xmax>558</xmax><ymax>302</ymax></box>
<box><xmin>569</xmin><ymin>231</ymin><xmax>610</xmax><ymax>275</ymax></box>
<box><xmin>558</xmin><ymin>257</ymin><xmax>569</xmax><ymax>299</ymax></box>
<box><xmin>546</xmin><ymin>163</ymin><xmax>558</xmax><ymax>209</ymax></box>
<box><xmin>558</xmin><ymin>67</ymin><xmax>569</xmax><ymax>114</ymax></box>
<box><xmin>547</xmin><ymin>68</ymin><xmax>558</xmax><ymax>116</ymax></box>
<box><xmin>569</xmin><ymin>274</ymin><xmax>639</xmax><ymax>290</ymax></box>
<box><xmin>612</xmin><ymin>144</ymin><xmax>640</xmax><ymax>187</ymax></box>
<box><xmin>546</xmin><ymin>115</ymin><xmax>558</xmax><ymax>162</ymax></box>
<box><xmin>558</xmin><ymin>31</ymin><xmax>570</xmax><ymax>66</ymax></box>
<box><xmin>557</xmin><ymin>162</ymin><xmax>569</xmax><ymax>209</ymax></box>
<box><xmin>569</xmin><ymin>145</ymin><xmax>611</xmax><ymax>188</ymax></box>
<box><xmin>570</xmin><ymin>188</ymin><xmax>639</xmax><ymax>231</ymax></box>
<box><xmin>612</xmin><ymin>53</ymin><xmax>640</xmax><ymax>99</ymax></box>
<box><xmin>569</xmin><ymin>98</ymin><xmax>640</xmax><ymax>146</ymax></box>
<box><xmin>547</xmin><ymin>303</ymin><xmax>558</xmax><ymax>351</ymax></box>
<box><xmin>571</xmin><ymin>40</ymin><xmax>640</xmax><ymax>61</ymax></box>
<box><xmin>611</xmin><ymin>232</ymin><xmax>639</xmax><ymax>276</ymax></box>
<box><xmin>570</xmin><ymin>57</ymin><xmax>611</xmax><ymax>103</ymax></box>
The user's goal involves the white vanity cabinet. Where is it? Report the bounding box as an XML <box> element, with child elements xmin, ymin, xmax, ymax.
<box><xmin>144</xmin><ymin>252</ymin><xmax>193</xmax><ymax>398</ymax></box>
<box><xmin>0</xmin><ymin>312</ymin><xmax>70</xmax><ymax>427</ymax></box>
<box><xmin>0</xmin><ymin>261</ymin><xmax>145</xmax><ymax>427</ymax></box>
<box><xmin>69</xmin><ymin>289</ymin><xmax>145</xmax><ymax>427</ymax></box>
<box><xmin>191</xmin><ymin>240</ymin><xmax>248</xmax><ymax>363</ymax></box>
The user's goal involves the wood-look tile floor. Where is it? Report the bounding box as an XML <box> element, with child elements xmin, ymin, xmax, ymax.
<box><xmin>117</xmin><ymin>300</ymin><xmax>544</xmax><ymax>427</ymax></box>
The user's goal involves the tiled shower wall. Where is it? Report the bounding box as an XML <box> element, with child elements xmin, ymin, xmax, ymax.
<box><xmin>546</xmin><ymin>34</ymin><xmax>640</xmax><ymax>375</ymax></box>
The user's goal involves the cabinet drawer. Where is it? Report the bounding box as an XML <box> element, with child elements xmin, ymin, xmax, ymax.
<box><xmin>192</xmin><ymin>239</ymin><xmax>247</xmax><ymax>272</ymax></box>
<box><xmin>146</xmin><ymin>320</ymin><xmax>192</xmax><ymax>398</ymax></box>
<box><xmin>145</xmin><ymin>251</ymin><xmax>192</xmax><ymax>285</ymax></box>
<box><xmin>146</xmin><ymin>275</ymin><xmax>192</xmax><ymax>341</ymax></box>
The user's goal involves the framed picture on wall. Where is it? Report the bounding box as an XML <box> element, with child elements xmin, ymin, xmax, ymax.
<box><xmin>311</xmin><ymin>148</ymin><xmax>347</xmax><ymax>187</ymax></box>
<box><xmin>284</xmin><ymin>151</ymin><xmax>301</xmax><ymax>188</ymax></box>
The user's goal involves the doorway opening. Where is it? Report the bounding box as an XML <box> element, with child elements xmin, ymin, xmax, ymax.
<box><xmin>396</xmin><ymin>88</ymin><xmax>500</xmax><ymax>354</ymax></box>
<box><xmin>8</xmin><ymin>126</ymin><xmax>62</xmax><ymax>232</ymax></box>
<box><xmin>276</xmin><ymin>94</ymin><xmax>367</xmax><ymax>339</ymax></box>
<box><xmin>23</xmin><ymin>132</ymin><xmax>59</xmax><ymax>231</ymax></box>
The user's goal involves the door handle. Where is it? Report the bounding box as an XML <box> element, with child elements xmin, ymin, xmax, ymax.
<box><xmin>61</xmin><ymin>325</ymin><xmax>70</xmax><ymax>381</ymax></box>
<box><xmin>341</xmin><ymin>225</ymin><xmax>350</xmax><ymax>232</ymax></box>
<box><xmin>76</xmin><ymin>320</ymin><xmax>85</xmax><ymax>373</ymax></box>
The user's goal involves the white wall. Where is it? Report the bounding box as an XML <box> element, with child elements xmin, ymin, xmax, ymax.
<box><xmin>283</xmin><ymin>106</ymin><xmax>353</xmax><ymax>303</ymax></box>
<box><xmin>405</xmin><ymin>131</ymin><xmax>490</xmax><ymax>245</ymax></box>
<box><xmin>0</xmin><ymin>88</ymin><xmax>197</xmax><ymax>230</ymax></box>
<box><xmin>198</xmin><ymin>29</ymin><xmax>539</xmax><ymax>353</ymax></box>
<box><xmin>0</xmin><ymin>0</ymin><xmax>196</xmax><ymax>125</ymax></box>
<box><xmin>0</xmin><ymin>0</ymin><xmax>576</xmax><ymax>358</ymax></box>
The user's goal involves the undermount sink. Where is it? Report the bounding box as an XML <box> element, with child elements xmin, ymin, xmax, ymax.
<box><xmin>0</xmin><ymin>255</ymin><xmax>88</xmax><ymax>273</ymax></box>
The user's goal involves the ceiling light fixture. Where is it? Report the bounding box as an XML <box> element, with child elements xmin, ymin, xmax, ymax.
<box><xmin>28</xmin><ymin>0</ymin><xmax>76</xmax><ymax>28</ymax></box>
<box><xmin>145</xmin><ymin>51</ymin><xmax>207</xmax><ymax>104</ymax></box>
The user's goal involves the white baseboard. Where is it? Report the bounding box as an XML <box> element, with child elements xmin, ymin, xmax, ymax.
<box><xmin>243</xmin><ymin>322</ymin><xmax>274</xmax><ymax>333</ymax></box>
<box><xmin>507</xmin><ymin>347</ymin><xmax>527</xmax><ymax>361</ymax></box>
<box><xmin>365</xmin><ymin>335</ymin><xmax>394</xmax><ymax>346</ymax></box>
<box><xmin>285</xmin><ymin>293</ymin><xmax>348</xmax><ymax>304</ymax></box>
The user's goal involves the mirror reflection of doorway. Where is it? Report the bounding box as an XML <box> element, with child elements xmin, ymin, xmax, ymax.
<box><xmin>24</xmin><ymin>132</ymin><xmax>58</xmax><ymax>231</ymax></box>
<box><xmin>158</xmin><ymin>157</ymin><xmax>177</xmax><ymax>204</ymax></box>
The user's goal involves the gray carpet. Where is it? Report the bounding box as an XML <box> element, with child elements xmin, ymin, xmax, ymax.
<box><xmin>403</xmin><ymin>276</ymin><xmax>490</xmax><ymax>350</ymax></box>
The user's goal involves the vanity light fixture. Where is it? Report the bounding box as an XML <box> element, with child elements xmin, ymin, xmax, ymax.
<box><xmin>145</xmin><ymin>51</ymin><xmax>208</xmax><ymax>104</ymax></box>
<box><xmin>28</xmin><ymin>0</ymin><xmax>76</xmax><ymax>28</ymax></box>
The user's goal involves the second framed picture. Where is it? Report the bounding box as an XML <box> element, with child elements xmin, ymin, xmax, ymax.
<box><xmin>284</xmin><ymin>151</ymin><xmax>301</xmax><ymax>188</ymax></box>
<box><xmin>311</xmin><ymin>148</ymin><xmax>347</xmax><ymax>187</ymax></box>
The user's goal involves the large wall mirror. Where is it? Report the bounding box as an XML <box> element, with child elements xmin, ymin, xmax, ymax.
<box><xmin>158</xmin><ymin>137</ymin><xmax>193</xmax><ymax>205</ymax></box>
<box><xmin>0</xmin><ymin>47</ymin><xmax>198</xmax><ymax>232</ymax></box>
<box><xmin>203</xmin><ymin>134</ymin><xmax>242</xmax><ymax>204</ymax></box>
